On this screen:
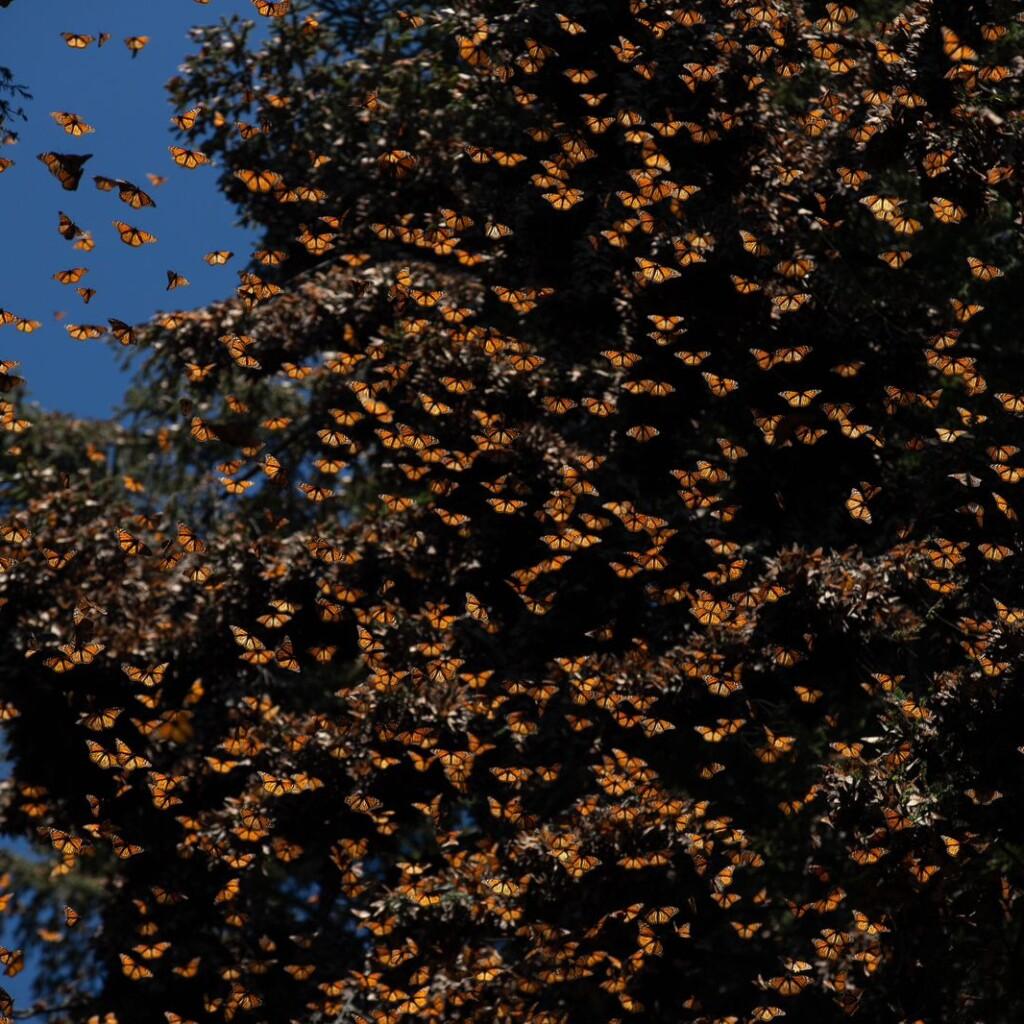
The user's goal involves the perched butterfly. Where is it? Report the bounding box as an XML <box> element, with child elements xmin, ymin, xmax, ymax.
<box><xmin>252</xmin><ymin>0</ymin><xmax>291</xmax><ymax>14</ymax></box>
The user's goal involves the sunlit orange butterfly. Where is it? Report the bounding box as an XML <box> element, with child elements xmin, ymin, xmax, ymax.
<box><xmin>169</xmin><ymin>146</ymin><xmax>209</xmax><ymax>169</ymax></box>
<box><xmin>66</xmin><ymin>323</ymin><xmax>106</xmax><ymax>341</ymax></box>
<box><xmin>112</xmin><ymin>221</ymin><xmax>157</xmax><ymax>247</ymax></box>
<box><xmin>61</xmin><ymin>32</ymin><xmax>95</xmax><ymax>48</ymax></box>
<box><xmin>124</xmin><ymin>35</ymin><xmax>150</xmax><ymax>57</ymax></box>
<box><xmin>53</xmin><ymin>267</ymin><xmax>88</xmax><ymax>285</ymax></box>
<box><xmin>235</xmin><ymin>168</ymin><xmax>284</xmax><ymax>193</ymax></box>
<box><xmin>967</xmin><ymin>256</ymin><xmax>1002</xmax><ymax>281</ymax></box>
<box><xmin>50</xmin><ymin>111</ymin><xmax>94</xmax><ymax>136</ymax></box>
<box><xmin>252</xmin><ymin>0</ymin><xmax>291</xmax><ymax>14</ymax></box>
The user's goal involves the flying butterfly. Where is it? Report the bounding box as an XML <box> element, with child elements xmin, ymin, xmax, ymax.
<box><xmin>113</xmin><ymin>220</ymin><xmax>157</xmax><ymax>246</ymax></box>
<box><xmin>967</xmin><ymin>256</ymin><xmax>1002</xmax><ymax>281</ymax></box>
<box><xmin>66</xmin><ymin>323</ymin><xmax>106</xmax><ymax>341</ymax></box>
<box><xmin>169</xmin><ymin>146</ymin><xmax>209</xmax><ymax>169</ymax></box>
<box><xmin>38</xmin><ymin>152</ymin><xmax>92</xmax><ymax>190</ymax></box>
<box><xmin>846</xmin><ymin>487</ymin><xmax>872</xmax><ymax>524</ymax></box>
<box><xmin>50</xmin><ymin>111</ymin><xmax>94</xmax><ymax>136</ymax></box>
<box><xmin>234</xmin><ymin>168</ymin><xmax>284</xmax><ymax>193</ymax></box>
<box><xmin>53</xmin><ymin>267</ymin><xmax>88</xmax><ymax>285</ymax></box>
<box><xmin>117</xmin><ymin>180</ymin><xmax>156</xmax><ymax>209</ymax></box>
<box><xmin>124</xmin><ymin>36</ymin><xmax>150</xmax><ymax>57</ymax></box>
<box><xmin>61</xmin><ymin>32</ymin><xmax>95</xmax><ymax>48</ymax></box>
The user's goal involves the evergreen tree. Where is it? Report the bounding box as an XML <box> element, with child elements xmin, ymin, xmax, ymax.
<box><xmin>1</xmin><ymin>2</ymin><xmax>1023</xmax><ymax>1023</ymax></box>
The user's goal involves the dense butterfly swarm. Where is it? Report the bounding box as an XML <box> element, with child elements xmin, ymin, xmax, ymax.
<box><xmin>0</xmin><ymin>1</ymin><xmax>1023</xmax><ymax>1022</ymax></box>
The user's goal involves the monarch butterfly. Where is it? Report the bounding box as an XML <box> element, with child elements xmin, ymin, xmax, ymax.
<box><xmin>941</xmin><ymin>26</ymin><xmax>978</xmax><ymax>62</ymax></box>
<box><xmin>843</xmin><ymin>485</ymin><xmax>868</xmax><ymax>520</ymax></box>
<box><xmin>735</xmin><ymin>229</ymin><xmax>769</xmax><ymax>259</ymax></box>
<box><xmin>860</xmin><ymin>193</ymin><xmax>902</xmax><ymax>219</ymax></box>
<box><xmin>967</xmin><ymin>256</ymin><xmax>1002</xmax><ymax>281</ymax></box>
<box><xmin>204</xmin><ymin>250</ymin><xmax>233</xmax><ymax>265</ymax></box>
<box><xmin>112</xmin><ymin>835</ymin><xmax>144</xmax><ymax>859</ymax></box>
<box><xmin>115</xmin><ymin>528</ymin><xmax>150</xmax><ymax>556</ymax></box>
<box><xmin>78</xmin><ymin>705</ymin><xmax>123</xmax><ymax>732</ymax></box>
<box><xmin>166</xmin><ymin>271</ymin><xmax>189</xmax><ymax>291</ymax></box>
<box><xmin>378</xmin><ymin>149</ymin><xmax>416</xmax><ymax>177</ymax></box>
<box><xmin>38</xmin><ymin>151</ymin><xmax>92</xmax><ymax>190</ymax></box>
<box><xmin>889</xmin><ymin>214</ymin><xmax>923</xmax><ymax>236</ymax></box>
<box><xmin>66</xmin><ymin>323</ymin><xmax>105</xmax><ymax>340</ymax></box>
<box><xmin>252</xmin><ymin>0</ymin><xmax>291</xmax><ymax>14</ymax></box>
<box><xmin>53</xmin><ymin>267</ymin><xmax>88</xmax><ymax>285</ymax></box>
<box><xmin>105</xmin><ymin>319</ymin><xmax>135</xmax><ymax>346</ymax></box>
<box><xmin>779</xmin><ymin>389</ymin><xmax>819</xmax><ymax>408</ymax></box>
<box><xmin>730</xmin><ymin>920</ymin><xmax>762</xmax><ymax>940</ymax></box>
<box><xmin>47</xmin><ymin>829</ymin><xmax>87</xmax><ymax>856</ymax></box>
<box><xmin>838</xmin><ymin>165</ymin><xmax>870</xmax><ymax>188</ymax></box>
<box><xmin>878</xmin><ymin>249</ymin><xmax>912</xmax><ymax>269</ymax></box>
<box><xmin>50</xmin><ymin>111</ymin><xmax>94</xmax><ymax>136</ymax></box>
<box><xmin>220</xmin><ymin>475</ymin><xmax>253</xmax><ymax>495</ymax></box>
<box><xmin>43</xmin><ymin>650</ymin><xmax>77</xmax><ymax>674</ymax></box>
<box><xmin>253</xmin><ymin>248</ymin><xmax>286</xmax><ymax>266</ymax></box>
<box><xmin>297</xmin><ymin>481</ymin><xmax>334</xmax><ymax>503</ymax></box>
<box><xmin>111</xmin><ymin>180</ymin><xmax>156</xmax><ymax>209</ymax></box>
<box><xmin>950</xmin><ymin>298</ymin><xmax>983</xmax><ymax>323</ymax></box>
<box><xmin>113</xmin><ymin>221</ymin><xmax>157</xmax><ymax>246</ymax></box>
<box><xmin>775</xmin><ymin>252</ymin><xmax>815</xmax><ymax>278</ymax></box>
<box><xmin>168</xmin><ymin>146</ymin><xmax>209</xmax><ymax>169</ymax></box>
<box><xmin>634</xmin><ymin>257</ymin><xmax>680</xmax><ymax>284</ymax></box>
<box><xmin>772</xmin><ymin>291</ymin><xmax>810</xmax><ymax>313</ymax></box>
<box><xmin>296</xmin><ymin>228</ymin><xmax>335</xmax><ymax>255</ymax></box>
<box><xmin>234</xmin><ymin>168</ymin><xmax>284</xmax><ymax>193</ymax></box>
<box><xmin>119</xmin><ymin>953</ymin><xmax>153</xmax><ymax>981</ymax></box>
<box><xmin>702</xmin><ymin>372</ymin><xmax>739</xmax><ymax>397</ymax></box>
<box><xmin>61</xmin><ymin>32</ymin><xmax>94</xmax><ymax>48</ymax></box>
<box><xmin>124</xmin><ymin>36</ymin><xmax>150</xmax><ymax>57</ymax></box>
<box><xmin>172</xmin><ymin>105</ymin><xmax>204</xmax><ymax>132</ymax></box>
<box><xmin>979</xmin><ymin>542</ymin><xmax>1013</xmax><ymax>562</ymax></box>
<box><xmin>542</xmin><ymin>188</ymin><xmax>584</xmax><ymax>210</ymax></box>
<box><xmin>931</xmin><ymin>196</ymin><xmax>966</xmax><ymax>223</ymax></box>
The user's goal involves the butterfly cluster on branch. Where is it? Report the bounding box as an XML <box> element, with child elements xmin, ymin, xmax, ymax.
<box><xmin>0</xmin><ymin>1</ymin><xmax>1022</xmax><ymax>1023</ymax></box>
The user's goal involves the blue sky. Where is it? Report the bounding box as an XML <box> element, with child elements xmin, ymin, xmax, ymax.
<box><xmin>0</xmin><ymin>0</ymin><xmax>265</xmax><ymax>418</ymax></box>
